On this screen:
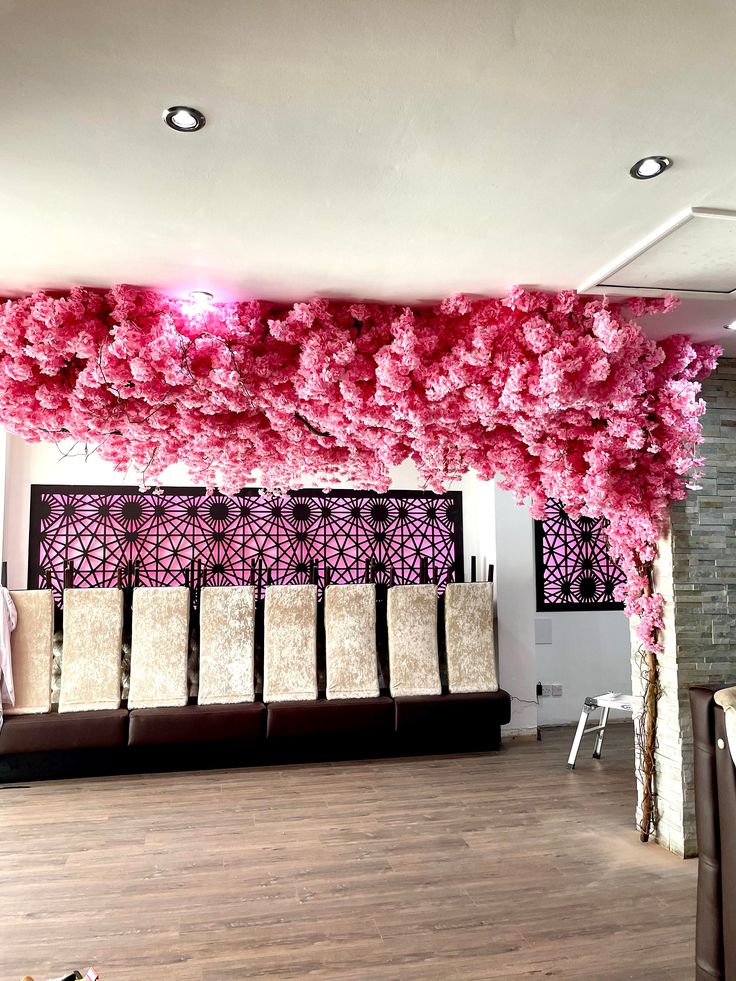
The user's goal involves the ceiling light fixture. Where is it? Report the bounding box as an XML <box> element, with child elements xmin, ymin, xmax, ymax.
<box><xmin>187</xmin><ymin>290</ymin><xmax>214</xmax><ymax>303</ymax></box>
<box><xmin>723</xmin><ymin>321</ymin><xmax>736</xmax><ymax>331</ymax></box>
<box><xmin>163</xmin><ymin>106</ymin><xmax>206</xmax><ymax>132</ymax></box>
<box><xmin>629</xmin><ymin>156</ymin><xmax>671</xmax><ymax>180</ymax></box>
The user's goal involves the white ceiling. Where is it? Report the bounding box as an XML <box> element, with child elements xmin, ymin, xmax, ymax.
<box><xmin>2</xmin><ymin>0</ymin><xmax>736</xmax><ymax>350</ymax></box>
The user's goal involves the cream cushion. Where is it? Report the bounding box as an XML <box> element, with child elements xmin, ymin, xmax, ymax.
<box><xmin>198</xmin><ymin>586</ymin><xmax>255</xmax><ymax>704</ymax></box>
<box><xmin>325</xmin><ymin>584</ymin><xmax>379</xmax><ymax>699</ymax></box>
<box><xmin>3</xmin><ymin>590</ymin><xmax>54</xmax><ymax>714</ymax></box>
<box><xmin>128</xmin><ymin>587</ymin><xmax>190</xmax><ymax>709</ymax></box>
<box><xmin>59</xmin><ymin>588</ymin><xmax>124</xmax><ymax>712</ymax></box>
<box><xmin>444</xmin><ymin>582</ymin><xmax>498</xmax><ymax>693</ymax></box>
<box><xmin>715</xmin><ymin>686</ymin><xmax>736</xmax><ymax>768</ymax></box>
<box><xmin>264</xmin><ymin>585</ymin><xmax>317</xmax><ymax>702</ymax></box>
<box><xmin>387</xmin><ymin>584</ymin><xmax>441</xmax><ymax>697</ymax></box>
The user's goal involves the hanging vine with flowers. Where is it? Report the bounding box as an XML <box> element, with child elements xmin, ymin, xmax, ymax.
<box><xmin>0</xmin><ymin>284</ymin><xmax>721</xmax><ymax>838</ymax></box>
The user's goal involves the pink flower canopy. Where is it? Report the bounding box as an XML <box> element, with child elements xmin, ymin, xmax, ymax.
<box><xmin>0</xmin><ymin>284</ymin><xmax>720</xmax><ymax>649</ymax></box>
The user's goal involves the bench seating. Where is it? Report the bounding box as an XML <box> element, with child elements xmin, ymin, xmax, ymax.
<box><xmin>0</xmin><ymin>690</ymin><xmax>510</xmax><ymax>771</ymax></box>
<box><xmin>0</xmin><ymin>580</ymin><xmax>511</xmax><ymax>778</ymax></box>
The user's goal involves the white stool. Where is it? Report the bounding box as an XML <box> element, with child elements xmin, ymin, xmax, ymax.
<box><xmin>567</xmin><ymin>692</ymin><xmax>643</xmax><ymax>769</ymax></box>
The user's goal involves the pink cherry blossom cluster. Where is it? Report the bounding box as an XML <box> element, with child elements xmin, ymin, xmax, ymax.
<box><xmin>0</xmin><ymin>285</ymin><xmax>720</xmax><ymax>650</ymax></box>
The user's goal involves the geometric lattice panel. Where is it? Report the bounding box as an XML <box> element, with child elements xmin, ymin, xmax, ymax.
<box><xmin>534</xmin><ymin>499</ymin><xmax>625</xmax><ymax>611</ymax></box>
<box><xmin>28</xmin><ymin>486</ymin><xmax>463</xmax><ymax>610</ymax></box>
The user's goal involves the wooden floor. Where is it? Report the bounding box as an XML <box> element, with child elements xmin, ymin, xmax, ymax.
<box><xmin>0</xmin><ymin>725</ymin><xmax>697</xmax><ymax>981</ymax></box>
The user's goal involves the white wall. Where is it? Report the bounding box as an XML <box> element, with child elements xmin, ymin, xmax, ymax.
<box><xmin>493</xmin><ymin>486</ymin><xmax>538</xmax><ymax>735</ymax></box>
<box><xmin>535</xmin><ymin>611</ymin><xmax>631</xmax><ymax>725</ymax></box>
<box><xmin>3</xmin><ymin>435</ymin><xmax>632</xmax><ymax>732</ymax></box>
<box><xmin>491</xmin><ymin>483</ymin><xmax>631</xmax><ymax>731</ymax></box>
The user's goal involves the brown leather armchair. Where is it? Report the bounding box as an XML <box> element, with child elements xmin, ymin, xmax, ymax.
<box><xmin>691</xmin><ymin>684</ymin><xmax>736</xmax><ymax>980</ymax></box>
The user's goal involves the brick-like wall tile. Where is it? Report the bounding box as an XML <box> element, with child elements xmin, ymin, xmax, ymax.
<box><xmin>633</xmin><ymin>359</ymin><xmax>736</xmax><ymax>856</ymax></box>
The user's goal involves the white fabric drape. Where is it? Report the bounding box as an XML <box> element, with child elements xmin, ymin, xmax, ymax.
<box><xmin>0</xmin><ymin>586</ymin><xmax>17</xmax><ymax>732</ymax></box>
<box><xmin>0</xmin><ymin>586</ymin><xmax>17</xmax><ymax>706</ymax></box>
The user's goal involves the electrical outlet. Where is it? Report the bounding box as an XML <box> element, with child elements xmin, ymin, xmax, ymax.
<box><xmin>540</xmin><ymin>685</ymin><xmax>553</xmax><ymax>697</ymax></box>
<box><xmin>551</xmin><ymin>684</ymin><xmax>563</xmax><ymax>697</ymax></box>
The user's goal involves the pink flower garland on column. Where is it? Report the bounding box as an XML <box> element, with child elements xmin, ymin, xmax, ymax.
<box><xmin>0</xmin><ymin>285</ymin><xmax>721</xmax><ymax>651</ymax></box>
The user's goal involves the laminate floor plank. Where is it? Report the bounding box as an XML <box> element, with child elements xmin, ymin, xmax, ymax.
<box><xmin>0</xmin><ymin>724</ymin><xmax>697</xmax><ymax>980</ymax></box>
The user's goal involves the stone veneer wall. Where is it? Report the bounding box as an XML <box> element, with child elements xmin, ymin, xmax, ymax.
<box><xmin>630</xmin><ymin>358</ymin><xmax>736</xmax><ymax>856</ymax></box>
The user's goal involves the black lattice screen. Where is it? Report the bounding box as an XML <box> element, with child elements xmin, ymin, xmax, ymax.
<box><xmin>534</xmin><ymin>499</ymin><xmax>625</xmax><ymax>611</ymax></box>
<box><xmin>28</xmin><ymin>486</ymin><xmax>464</xmax><ymax>609</ymax></box>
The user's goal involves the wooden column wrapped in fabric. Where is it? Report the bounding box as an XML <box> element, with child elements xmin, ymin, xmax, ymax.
<box><xmin>198</xmin><ymin>585</ymin><xmax>255</xmax><ymax>704</ymax></box>
<box><xmin>59</xmin><ymin>588</ymin><xmax>124</xmax><ymax>712</ymax></box>
<box><xmin>387</xmin><ymin>584</ymin><xmax>441</xmax><ymax>697</ymax></box>
<box><xmin>324</xmin><ymin>584</ymin><xmax>379</xmax><ymax>699</ymax></box>
<box><xmin>263</xmin><ymin>585</ymin><xmax>317</xmax><ymax>702</ymax></box>
<box><xmin>3</xmin><ymin>590</ymin><xmax>54</xmax><ymax>714</ymax></box>
<box><xmin>444</xmin><ymin>581</ymin><xmax>498</xmax><ymax>693</ymax></box>
<box><xmin>128</xmin><ymin>587</ymin><xmax>190</xmax><ymax>709</ymax></box>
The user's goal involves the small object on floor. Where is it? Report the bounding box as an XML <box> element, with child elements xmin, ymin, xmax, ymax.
<box><xmin>45</xmin><ymin>970</ymin><xmax>96</xmax><ymax>981</ymax></box>
<box><xmin>567</xmin><ymin>692</ymin><xmax>643</xmax><ymax>769</ymax></box>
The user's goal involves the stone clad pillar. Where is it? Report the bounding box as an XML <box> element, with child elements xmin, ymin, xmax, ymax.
<box><xmin>630</xmin><ymin>358</ymin><xmax>736</xmax><ymax>856</ymax></box>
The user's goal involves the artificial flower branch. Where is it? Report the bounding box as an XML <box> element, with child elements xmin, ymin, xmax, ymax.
<box><xmin>0</xmin><ymin>284</ymin><xmax>721</xmax><ymax>838</ymax></box>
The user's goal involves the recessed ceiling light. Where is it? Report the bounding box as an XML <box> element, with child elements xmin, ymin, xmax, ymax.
<box><xmin>629</xmin><ymin>156</ymin><xmax>671</xmax><ymax>180</ymax></box>
<box><xmin>163</xmin><ymin>106</ymin><xmax>206</xmax><ymax>132</ymax></box>
<box><xmin>723</xmin><ymin>321</ymin><xmax>736</xmax><ymax>331</ymax></box>
<box><xmin>187</xmin><ymin>290</ymin><xmax>214</xmax><ymax>303</ymax></box>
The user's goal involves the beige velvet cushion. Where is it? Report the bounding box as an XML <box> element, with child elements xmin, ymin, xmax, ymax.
<box><xmin>263</xmin><ymin>585</ymin><xmax>317</xmax><ymax>702</ymax></box>
<box><xmin>387</xmin><ymin>585</ymin><xmax>441</xmax><ymax>697</ymax></box>
<box><xmin>198</xmin><ymin>586</ymin><xmax>255</xmax><ymax>704</ymax></box>
<box><xmin>444</xmin><ymin>582</ymin><xmax>498</xmax><ymax>693</ymax></box>
<box><xmin>3</xmin><ymin>590</ymin><xmax>54</xmax><ymax>714</ymax></box>
<box><xmin>59</xmin><ymin>588</ymin><xmax>124</xmax><ymax>712</ymax></box>
<box><xmin>325</xmin><ymin>584</ymin><xmax>379</xmax><ymax>699</ymax></box>
<box><xmin>128</xmin><ymin>587</ymin><xmax>190</xmax><ymax>709</ymax></box>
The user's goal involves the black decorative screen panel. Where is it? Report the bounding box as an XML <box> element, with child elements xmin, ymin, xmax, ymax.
<box><xmin>28</xmin><ymin>486</ymin><xmax>463</xmax><ymax>608</ymax></box>
<box><xmin>534</xmin><ymin>499</ymin><xmax>625</xmax><ymax>611</ymax></box>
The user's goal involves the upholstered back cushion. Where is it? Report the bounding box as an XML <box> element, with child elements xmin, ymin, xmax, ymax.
<box><xmin>444</xmin><ymin>581</ymin><xmax>498</xmax><ymax>693</ymax></box>
<box><xmin>128</xmin><ymin>587</ymin><xmax>190</xmax><ymax>709</ymax></box>
<box><xmin>324</xmin><ymin>584</ymin><xmax>379</xmax><ymax>700</ymax></box>
<box><xmin>198</xmin><ymin>586</ymin><xmax>255</xmax><ymax>704</ymax></box>
<box><xmin>263</xmin><ymin>585</ymin><xmax>317</xmax><ymax>702</ymax></box>
<box><xmin>387</xmin><ymin>585</ymin><xmax>441</xmax><ymax>697</ymax></box>
<box><xmin>59</xmin><ymin>588</ymin><xmax>124</xmax><ymax>712</ymax></box>
<box><xmin>3</xmin><ymin>590</ymin><xmax>54</xmax><ymax>714</ymax></box>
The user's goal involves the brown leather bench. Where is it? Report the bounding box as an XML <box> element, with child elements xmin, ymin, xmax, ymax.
<box><xmin>0</xmin><ymin>690</ymin><xmax>511</xmax><ymax>778</ymax></box>
<box><xmin>394</xmin><ymin>691</ymin><xmax>511</xmax><ymax>750</ymax></box>
<box><xmin>0</xmin><ymin>709</ymin><xmax>129</xmax><ymax>754</ymax></box>
<box><xmin>266</xmin><ymin>695</ymin><xmax>395</xmax><ymax>740</ymax></box>
<box><xmin>128</xmin><ymin>702</ymin><xmax>266</xmax><ymax>746</ymax></box>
